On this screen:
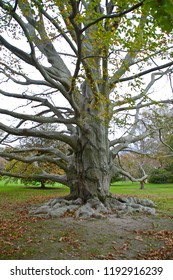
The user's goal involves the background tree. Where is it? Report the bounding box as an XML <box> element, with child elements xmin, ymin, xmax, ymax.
<box><xmin>0</xmin><ymin>156</ymin><xmax>6</xmax><ymax>171</ymax></box>
<box><xmin>0</xmin><ymin>0</ymin><xmax>173</xmax><ymax>216</ymax></box>
<box><xmin>1</xmin><ymin>124</ymin><xmax>67</xmax><ymax>187</ymax></box>
<box><xmin>115</xmin><ymin>152</ymin><xmax>160</xmax><ymax>189</ymax></box>
<box><xmin>4</xmin><ymin>159</ymin><xmax>65</xmax><ymax>188</ymax></box>
<box><xmin>116</xmin><ymin>105</ymin><xmax>173</xmax><ymax>186</ymax></box>
<box><xmin>145</xmin><ymin>106</ymin><xmax>173</xmax><ymax>183</ymax></box>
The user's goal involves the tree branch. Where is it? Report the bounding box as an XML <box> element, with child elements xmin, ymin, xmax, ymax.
<box><xmin>115</xmin><ymin>166</ymin><xmax>148</xmax><ymax>183</ymax></box>
<box><xmin>0</xmin><ymin>151</ymin><xmax>67</xmax><ymax>171</ymax></box>
<box><xmin>32</xmin><ymin>0</ymin><xmax>77</xmax><ymax>54</ymax></box>
<box><xmin>81</xmin><ymin>0</ymin><xmax>145</xmax><ymax>32</ymax></box>
<box><xmin>11</xmin><ymin>0</ymin><xmax>18</xmax><ymax>12</ymax></box>
<box><xmin>159</xmin><ymin>128</ymin><xmax>173</xmax><ymax>153</ymax></box>
<box><xmin>0</xmin><ymin>170</ymin><xmax>68</xmax><ymax>185</ymax></box>
<box><xmin>0</xmin><ymin>62</ymin><xmax>51</xmax><ymax>87</ymax></box>
<box><xmin>3</xmin><ymin>147</ymin><xmax>69</xmax><ymax>162</ymax></box>
<box><xmin>0</xmin><ymin>122</ymin><xmax>77</xmax><ymax>149</ymax></box>
<box><xmin>0</xmin><ymin>108</ymin><xmax>76</xmax><ymax>125</ymax></box>
<box><xmin>112</xmin><ymin>61</ymin><xmax>173</xmax><ymax>85</ymax></box>
<box><xmin>0</xmin><ymin>35</ymin><xmax>34</xmax><ymax>66</ymax></box>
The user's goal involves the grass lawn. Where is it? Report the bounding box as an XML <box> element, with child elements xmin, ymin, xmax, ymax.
<box><xmin>0</xmin><ymin>181</ymin><xmax>69</xmax><ymax>205</ymax></box>
<box><xmin>0</xmin><ymin>180</ymin><xmax>173</xmax><ymax>214</ymax></box>
<box><xmin>111</xmin><ymin>181</ymin><xmax>173</xmax><ymax>214</ymax></box>
<box><xmin>0</xmin><ymin>180</ymin><xmax>173</xmax><ymax>260</ymax></box>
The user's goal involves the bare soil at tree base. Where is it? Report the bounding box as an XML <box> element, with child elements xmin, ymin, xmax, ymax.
<box><xmin>14</xmin><ymin>213</ymin><xmax>173</xmax><ymax>260</ymax></box>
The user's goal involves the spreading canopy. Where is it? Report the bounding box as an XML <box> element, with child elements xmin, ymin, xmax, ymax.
<box><xmin>0</xmin><ymin>0</ymin><xmax>173</xmax><ymax>195</ymax></box>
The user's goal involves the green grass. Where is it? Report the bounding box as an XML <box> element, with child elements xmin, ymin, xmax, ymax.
<box><xmin>0</xmin><ymin>180</ymin><xmax>69</xmax><ymax>204</ymax></box>
<box><xmin>111</xmin><ymin>181</ymin><xmax>173</xmax><ymax>214</ymax></box>
<box><xmin>0</xmin><ymin>179</ymin><xmax>173</xmax><ymax>214</ymax></box>
<box><xmin>0</xmin><ymin>180</ymin><xmax>69</xmax><ymax>220</ymax></box>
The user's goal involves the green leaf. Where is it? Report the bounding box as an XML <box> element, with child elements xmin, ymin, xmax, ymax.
<box><xmin>144</xmin><ymin>0</ymin><xmax>173</xmax><ymax>33</ymax></box>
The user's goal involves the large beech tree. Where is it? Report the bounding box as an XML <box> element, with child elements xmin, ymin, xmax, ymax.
<box><xmin>0</xmin><ymin>0</ymin><xmax>173</xmax><ymax>217</ymax></box>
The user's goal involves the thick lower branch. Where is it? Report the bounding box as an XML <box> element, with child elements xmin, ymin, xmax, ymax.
<box><xmin>7</xmin><ymin>147</ymin><xmax>69</xmax><ymax>162</ymax></box>
<box><xmin>0</xmin><ymin>122</ymin><xmax>77</xmax><ymax>149</ymax></box>
<box><xmin>116</xmin><ymin>167</ymin><xmax>148</xmax><ymax>183</ymax></box>
<box><xmin>0</xmin><ymin>151</ymin><xmax>67</xmax><ymax>171</ymax></box>
<box><xmin>0</xmin><ymin>170</ymin><xmax>68</xmax><ymax>185</ymax></box>
<box><xmin>0</xmin><ymin>108</ymin><xmax>76</xmax><ymax>126</ymax></box>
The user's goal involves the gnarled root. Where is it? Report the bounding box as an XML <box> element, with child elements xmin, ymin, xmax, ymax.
<box><xmin>29</xmin><ymin>195</ymin><xmax>156</xmax><ymax>219</ymax></box>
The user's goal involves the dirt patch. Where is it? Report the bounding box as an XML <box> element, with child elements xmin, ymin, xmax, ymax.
<box><xmin>20</xmin><ymin>213</ymin><xmax>173</xmax><ymax>260</ymax></box>
<box><xmin>1</xmin><ymin>200</ymin><xmax>173</xmax><ymax>260</ymax></box>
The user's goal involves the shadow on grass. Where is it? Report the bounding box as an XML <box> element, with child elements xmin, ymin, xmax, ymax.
<box><xmin>21</xmin><ymin>186</ymin><xmax>67</xmax><ymax>190</ymax></box>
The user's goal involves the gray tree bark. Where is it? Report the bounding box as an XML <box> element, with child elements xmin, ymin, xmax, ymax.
<box><xmin>66</xmin><ymin>121</ymin><xmax>112</xmax><ymax>202</ymax></box>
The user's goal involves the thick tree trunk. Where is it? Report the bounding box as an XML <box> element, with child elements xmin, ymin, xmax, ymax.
<box><xmin>29</xmin><ymin>118</ymin><xmax>156</xmax><ymax>218</ymax></box>
<box><xmin>66</xmin><ymin>120</ymin><xmax>112</xmax><ymax>202</ymax></box>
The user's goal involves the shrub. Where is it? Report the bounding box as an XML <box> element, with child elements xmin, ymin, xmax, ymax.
<box><xmin>111</xmin><ymin>173</ymin><xmax>126</xmax><ymax>183</ymax></box>
<box><xmin>148</xmin><ymin>168</ymin><xmax>173</xmax><ymax>184</ymax></box>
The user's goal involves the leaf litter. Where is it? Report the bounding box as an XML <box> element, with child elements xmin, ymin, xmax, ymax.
<box><xmin>0</xmin><ymin>197</ymin><xmax>173</xmax><ymax>259</ymax></box>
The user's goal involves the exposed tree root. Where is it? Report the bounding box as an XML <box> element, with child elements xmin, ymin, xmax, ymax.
<box><xmin>29</xmin><ymin>196</ymin><xmax>156</xmax><ymax>219</ymax></box>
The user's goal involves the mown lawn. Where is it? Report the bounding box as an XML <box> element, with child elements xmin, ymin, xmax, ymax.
<box><xmin>0</xmin><ymin>180</ymin><xmax>173</xmax><ymax>215</ymax></box>
<box><xmin>111</xmin><ymin>181</ymin><xmax>173</xmax><ymax>214</ymax></box>
<box><xmin>0</xmin><ymin>181</ymin><xmax>69</xmax><ymax>211</ymax></box>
